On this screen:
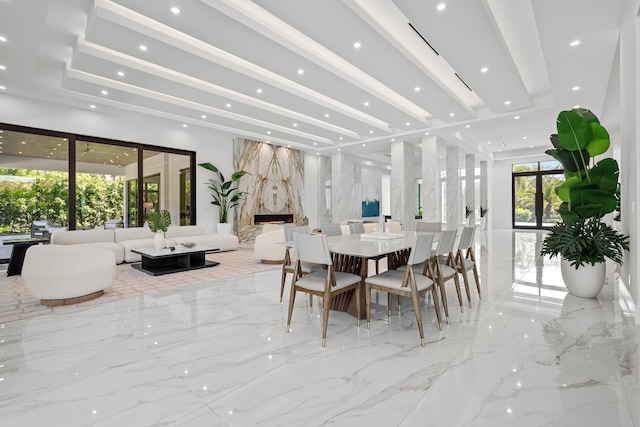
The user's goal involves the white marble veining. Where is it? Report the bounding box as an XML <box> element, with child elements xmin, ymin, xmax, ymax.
<box><xmin>446</xmin><ymin>144</ymin><xmax>460</xmax><ymax>230</ymax></box>
<box><xmin>391</xmin><ymin>141</ymin><xmax>416</xmax><ymax>231</ymax></box>
<box><xmin>421</xmin><ymin>135</ymin><xmax>444</xmax><ymax>223</ymax></box>
<box><xmin>331</xmin><ymin>152</ymin><xmax>356</xmax><ymax>223</ymax></box>
<box><xmin>317</xmin><ymin>156</ymin><xmax>332</xmax><ymax>226</ymax></box>
<box><xmin>1</xmin><ymin>230</ymin><xmax>638</xmax><ymax>426</ymax></box>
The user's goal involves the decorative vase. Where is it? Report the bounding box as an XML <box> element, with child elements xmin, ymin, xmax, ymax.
<box><xmin>154</xmin><ymin>231</ymin><xmax>165</xmax><ymax>249</ymax></box>
<box><xmin>216</xmin><ymin>223</ymin><xmax>232</xmax><ymax>234</ymax></box>
<box><xmin>560</xmin><ymin>258</ymin><xmax>606</xmax><ymax>298</ymax></box>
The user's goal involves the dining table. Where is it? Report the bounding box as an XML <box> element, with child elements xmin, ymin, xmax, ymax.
<box><xmin>325</xmin><ymin>230</ymin><xmax>425</xmax><ymax>319</ymax></box>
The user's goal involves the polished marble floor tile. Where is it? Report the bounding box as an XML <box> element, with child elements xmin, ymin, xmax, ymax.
<box><xmin>0</xmin><ymin>230</ymin><xmax>637</xmax><ymax>426</ymax></box>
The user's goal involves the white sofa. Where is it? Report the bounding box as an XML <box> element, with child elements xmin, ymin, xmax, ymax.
<box><xmin>22</xmin><ymin>245</ymin><xmax>116</xmax><ymax>305</ymax></box>
<box><xmin>51</xmin><ymin>225</ymin><xmax>239</xmax><ymax>264</ymax></box>
<box><xmin>253</xmin><ymin>221</ymin><xmax>402</xmax><ymax>263</ymax></box>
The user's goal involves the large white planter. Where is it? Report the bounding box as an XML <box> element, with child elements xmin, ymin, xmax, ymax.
<box><xmin>560</xmin><ymin>258</ymin><xmax>606</xmax><ymax>298</ymax></box>
<box><xmin>216</xmin><ymin>223</ymin><xmax>232</xmax><ymax>234</ymax></box>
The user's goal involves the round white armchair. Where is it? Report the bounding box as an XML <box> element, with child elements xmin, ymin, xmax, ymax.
<box><xmin>22</xmin><ymin>245</ymin><xmax>116</xmax><ymax>306</ymax></box>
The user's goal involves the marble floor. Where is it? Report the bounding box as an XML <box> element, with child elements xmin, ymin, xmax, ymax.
<box><xmin>0</xmin><ymin>230</ymin><xmax>638</xmax><ymax>426</ymax></box>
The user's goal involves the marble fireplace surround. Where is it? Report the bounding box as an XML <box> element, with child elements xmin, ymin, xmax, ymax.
<box><xmin>235</xmin><ymin>139</ymin><xmax>304</xmax><ymax>242</ymax></box>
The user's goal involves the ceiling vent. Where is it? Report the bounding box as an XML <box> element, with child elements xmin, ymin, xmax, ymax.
<box><xmin>408</xmin><ymin>23</ymin><xmax>439</xmax><ymax>56</ymax></box>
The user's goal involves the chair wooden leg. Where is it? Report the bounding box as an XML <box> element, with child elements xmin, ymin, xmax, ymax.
<box><xmin>321</xmin><ymin>294</ymin><xmax>331</xmax><ymax>347</ymax></box>
<box><xmin>472</xmin><ymin>266</ymin><xmax>481</xmax><ymax>299</ymax></box>
<box><xmin>279</xmin><ymin>267</ymin><xmax>288</xmax><ymax>303</ymax></box>
<box><xmin>387</xmin><ymin>293</ymin><xmax>392</xmax><ymax>317</ymax></box>
<box><xmin>432</xmin><ymin>287</ymin><xmax>442</xmax><ymax>331</ymax></box>
<box><xmin>438</xmin><ymin>277</ymin><xmax>450</xmax><ymax>323</ymax></box>
<box><xmin>286</xmin><ymin>285</ymin><xmax>297</xmax><ymax>333</ymax></box>
<box><xmin>453</xmin><ymin>274</ymin><xmax>464</xmax><ymax>313</ymax></box>
<box><xmin>410</xmin><ymin>289</ymin><xmax>425</xmax><ymax>347</ymax></box>
<box><xmin>397</xmin><ymin>295</ymin><xmax>401</xmax><ymax>311</ymax></box>
<box><xmin>366</xmin><ymin>283</ymin><xmax>371</xmax><ymax>329</ymax></box>
<box><xmin>355</xmin><ymin>283</ymin><xmax>361</xmax><ymax>327</ymax></box>
<box><xmin>460</xmin><ymin>269</ymin><xmax>472</xmax><ymax>308</ymax></box>
<box><xmin>308</xmin><ymin>293</ymin><xmax>313</xmax><ymax>313</ymax></box>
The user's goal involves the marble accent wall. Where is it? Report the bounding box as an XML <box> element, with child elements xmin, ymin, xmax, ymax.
<box><xmin>234</xmin><ymin>140</ymin><xmax>304</xmax><ymax>242</ymax></box>
<box><xmin>466</xmin><ymin>154</ymin><xmax>476</xmax><ymax>226</ymax></box>
<box><xmin>421</xmin><ymin>135</ymin><xmax>445</xmax><ymax>222</ymax></box>
<box><xmin>317</xmin><ymin>156</ymin><xmax>332</xmax><ymax>226</ymax></box>
<box><xmin>391</xmin><ymin>141</ymin><xmax>416</xmax><ymax>231</ymax></box>
<box><xmin>445</xmin><ymin>144</ymin><xmax>460</xmax><ymax>230</ymax></box>
<box><xmin>331</xmin><ymin>152</ymin><xmax>356</xmax><ymax>223</ymax></box>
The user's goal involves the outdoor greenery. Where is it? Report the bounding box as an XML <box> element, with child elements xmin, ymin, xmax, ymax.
<box><xmin>513</xmin><ymin>173</ymin><xmax>563</xmax><ymax>224</ymax></box>
<box><xmin>540</xmin><ymin>108</ymin><xmax>629</xmax><ymax>269</ymax></box>
<box><xmin>0</xmin><ymin>168</ymin><xmax>124</xmax><ymax>234</ymax></box>
<box><xmin>198</xmin><ymin>162</ymin><xmax>249</xmax><ymax>223</ymax></box>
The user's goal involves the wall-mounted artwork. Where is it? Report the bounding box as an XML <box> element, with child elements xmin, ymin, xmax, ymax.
<box><xmin>362</xmin><ymin>199</ymin><xmax>380</xmax><ymax>217</ymax></box>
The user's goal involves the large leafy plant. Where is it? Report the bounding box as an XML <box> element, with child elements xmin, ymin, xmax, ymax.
<box><xmin>198</xmin><ymin>162</ymin><xmax>249</xmax><ymax>223</ymax></box>
<box><xmin>542</xmin><ymin>108</ymin><xmax>629</xmax><ymax>269</ymax></box>
<box><xmin>147</xmin><ymin>209</ymin><xmax>171</xmax><ymax>233</ymax></box>
<box><xmin>545</xmin><ymin>108</ymin><xmax>617</xmax><ymax>224</ymax></box>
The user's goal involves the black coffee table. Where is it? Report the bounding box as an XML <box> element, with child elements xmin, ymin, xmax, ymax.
<box><xmin>4</xmin><ymin>237</ymin><xmax>50</xmax><ymax>276</ymax></box>
<box><xmin>131</xmin><ymin>245</ymin><xmax>219</xmax><ymax>276</ymax></box>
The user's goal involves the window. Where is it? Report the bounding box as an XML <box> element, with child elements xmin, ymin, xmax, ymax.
<box><xmin>512</xmin><ymin>161</ymin><xmax>563</xmax><ymax>229</ymax></box>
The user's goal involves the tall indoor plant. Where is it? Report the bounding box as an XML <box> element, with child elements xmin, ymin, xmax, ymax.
<box><xmin>198</xmin><ymin>162</ymin><xmax>249</xmax><ymax>233</ymax></box>
<box><xmin>540</xmin><ymin>108</ymin><xmax>629</xmax><ymax>298</ymax></box>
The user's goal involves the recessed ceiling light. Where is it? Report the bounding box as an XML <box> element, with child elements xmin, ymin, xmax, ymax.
<box><xmin>117</xmin><ymin>71</ymin><xmax>124</xmax><ymax>77</ymax></box>
<box><xmin>465</xmin><ymin>125</ymin><xmax>470</xmax><ymax>128</ymax></box>
<box><xmin>267</xmin><ymin>131</ymin><xmax>271</xmax><ymax>134</ymax></box>
<box><xmin>0</xmin><ymin>85</ymin><xmax>5</xmax><ymax>90</ymax></box>
<box><xmin>324</xmin><ymin>113</ymin><xmax>330</xmax><ymax>118</ymax></box>
<box><xmin>530</xmin><ymin>145</ymin><xmax>533</xmax><ymax>148</ymax></box>
<box><xmin>570</xmin><ymin>40</ymin><xmax>580</xmax><ymax>47</ymax></box>
<box><xmin>487</xmin><ymin>141</ymin><xmax>492</xmax><ymax>144</ymax></box>
<box><xmin>339</xmin><ymin>137</ymin><xmax>343</xmax><ymax>140</ymax></box>
<box><xmin>414</xmin><ymin>86</ymin><xmax>420</xmax><ymax>92</ymax></box>
<box><xmin>90</xmin><ymin>104</ymin><xmax>96</xmax><ymax>109</ymax></box>
<box><xmin>313</xmin><ymin>142</ymin><xmax>317</xmax><ymax>146</ymax></box>
<box><xmin>18</xmin><ymin>151</ymin><xmax>22</xmax><ymax>154</ymax></box>
<box><xmin>406</xmin><ymin>122</ymin><xmax>410</xmax><ymax>126</ymax></box>
<box><xmin>20</xmin><ymin>141</ymin><xmax>26</xmax><ymax>144</ymax></box>
<box><xmin>297</xmin><ymin>68</ymin><xmax>304</xmax><ymax>75</ymax></box>
<box><xmin>362</xmin><ymin>143</ymin><xmax>366</xmax><ymax>147</ymax></box>
<box><xmin>0</xmin><ymin>36</ymin><xmax>6</xmax><ymax>43</ymax></box>
<box><xmin>514</xmin><ymin>115</ymin><xmax>520</xmax><ymax>120</ymax></box>
<box><xmin>101</xmin><ymin>90</ymin><xmax>108</xmax><ymax>95</ymax></box>
<box><xmin>364</xmin><ymin>101</ymin><xmax>369</xmax><ymax>106</ymax></box>
<box><xmin>288</xmin><ymin>145</ymin><xmax>291</xmax><ymax>148</ymax></box>
<box><xmin>225</xmin><ymin>103</ymin><xmax>231</xmax><ymax>108</ymax></box>
<box><xmin>572</xmin><ymin>86</ymin><xmax>580</xmax><ymax>91</ymax></box>
<box><xmin>424</xmin><ymin>132</ymin><xmax>429</xmax><ymax>135</ymax></box>
<box><xmin>293</xmin><ymin>123</ymin><xmax>298</xmax><ymax>127</ymax></box>
<box><xmin>316</xmin><ymin>152</ymin><xmax>319</xmax><ymax>155</ymax></box>
<box><xmin>523</xmin><ymin>136</ymin><xmax>527</xmax><ymax>140</ymax></box>
<box><xmin>369</xmin><ymin>130</ymin><xmax>374</xmax><ymax>134</ymax></box>
<box><xmin>480</xmin><ymin>67</ymin><xmax>489</xmax><ymax>73</ymax></box>
<box><xmin>0</xmin><ymin>65</ymin><xmax>6</xmax><ymax>71</ymax></box>
<box><xmin>201</xmin><ymin>114</ymin><xmax>207</xmax><ymax>119</ymax></box>
<box><xmin>449</xmin><ymin>113</ymin><xmax>455</xmax><ymax>117</ymax></box>
<box><xmin>353</xmin><ymin>42</ymin><xmax>361</xmax><ymax>49</ymax></box>
<box><xmin>139</xmin><ymin>44</ymin><xmax>147</xmax><ymax>51</ymax></box>
<box><xmin>182</xmin><ymin>124</ymin><xmax>187</xmax><ymax>128</ymax></box>
<box><xmin>391</xmin><ymin>138</ymin><xmax>395</xmax><ymax>141</ymax></box>
<box><xmin>436</xmin><ymin>3</ymin><xmax>446</xmax><ymax>11</ymax></box>
<box><xmin>504</xmin><ymin>100</ymin><xmax>511</xmax><ymax>105</ymax></box>
<box><xmin>337</xmin><ymin>148</ymin><xmax>341</xmax><ymax>151</ymax></box>
<box><xmin>171</xmin><ymin>6</ymin><xmax>180</xmax><ymax>14</ymax></box>
<box><xmin>256</xmin><ymin>88</ymin><xmax>262</xmax><ymax>93</ymax></box>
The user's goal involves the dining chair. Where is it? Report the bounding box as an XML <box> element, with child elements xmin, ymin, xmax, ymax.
<box><xmin>453</xmin><ymin>226</ymin><xmax>481</xmax><ymax>304</ymax></box>
<box><xmin>280</xmin><ymin>225</ymin><xmax>317</xmax><ymax>303</ymax></box>
<box><xmin>431</xmin><ymin>229</ymin><xmax>463</xmax><ymax>323</ymax></box>
<box><xmin>415</xmin><ymin>221</ymin><xmax>442</xmax><ymax>232</ymax></box>
<box><xmin>348</xmin><ymin>222</ymin><xmax>365</xmax><ymax>234</ymax></box>
<box><xmin>286</xmin><ymin>233</ymin><xmax>361</xmax><ymax>347</ymax></box>
<box><xmin>321</xmin><ymin>223</ymin><xmax>343</xmax><ymax>236</ymax></box>
<box><xmin>365</xmin><ymin>233</ymin><xmax>442</xmax><ymax>347</ymax></box>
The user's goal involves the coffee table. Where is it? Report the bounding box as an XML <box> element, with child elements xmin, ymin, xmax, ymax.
<box><xmin>131</xmin><ymin>245</ymin><xmax>219</xmax><ymax>276</ymax></box>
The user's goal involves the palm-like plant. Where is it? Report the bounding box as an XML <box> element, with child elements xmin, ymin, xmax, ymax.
<box><xmin>147</xmin><ymin>209</ymin><xmax>171</xmax><ymax>233</ymax></box>
<box><xmin>198</xmin><ymin>162</ymin><xmax>249</xmax><ymax>223</ymax></box>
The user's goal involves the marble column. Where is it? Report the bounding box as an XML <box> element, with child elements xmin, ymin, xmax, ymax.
<box><xmin>391</xmin><ymin>141</ymin><xmax>417</xmax><ymax>231</ymax></box>
<box><xmin>317</xmin><ymin>156</ymin><xmax>332</xmax><ymax>226</ymax></box>
<box><xmin>421</xmin><ymin>135</ymin><xmax>446</xmax><ymax>222</ymax></box>
<box><xmin>354</xmin><ymin>162</ymin><xmax>363</xmax><ymax>220</ymax></box>
<box><xmin>331</xmin><ymin>152</ymin><xmax>355</xmax><ymax>223</ymax></box>
<box><xmin>466</xmin><ymin>154</ymin><xmax>476</xmax><ymax>226</ymax></box>
<box><xmin>445</xmin><ymin>144</ymin><xmax>460</xmax><ymax>230</ymax></box>
<box><xmin>480</xmin><ymin>160</ymin><xmax>488</xmax><ymax>227</ymax></box>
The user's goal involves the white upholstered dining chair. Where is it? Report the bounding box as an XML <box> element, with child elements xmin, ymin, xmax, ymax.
<box><xmin>286</xmin><ymin>233</ymin><xmax>361</xmax><ymax>347</ymax></box>
<box><xmin>321</xmin><ymin>223</ymin><xmax>342</xmax><ymax>236</ymax></box>
<box><xmin>431</xmin><ymin>229</ymin><xmax>463</xmax><ymax>322</ymax></box>
<box><xmin>280</xmin><ymin>225</ymin><xmax>319</xmax><ymax>303</ymax></box>
<box><xmin>365</xmin><ymin>233</ymin><xmax>442</xmax><ymax>347</ymax></box>
<box><xmin>453</xmin><ymin>226</ymin><xmax>481</xmax><ymax>304</ymax></box>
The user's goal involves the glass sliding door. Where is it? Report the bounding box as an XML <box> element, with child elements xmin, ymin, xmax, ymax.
<box><xmin>512</xmin><ymin>161</ymin><xmax>563</xmax><ymax>229</ymax></box>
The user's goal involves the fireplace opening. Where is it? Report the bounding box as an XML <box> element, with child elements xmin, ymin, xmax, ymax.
<box><xmin>254</xmin><ymin>214</ymin><xmax>294</xmax><ymax>225</ymax></box>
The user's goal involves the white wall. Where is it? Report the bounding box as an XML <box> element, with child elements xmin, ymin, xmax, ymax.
<box><xmin>0</xmin><ymin>94</ymin><xmax>234</xmax><ymax>233</ymax></box>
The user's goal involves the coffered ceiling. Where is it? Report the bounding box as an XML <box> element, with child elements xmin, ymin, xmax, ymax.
<box><xmin>0</xmin><ymin>0</ymin><xmax>626</xmax><ymax>166</ymax></box>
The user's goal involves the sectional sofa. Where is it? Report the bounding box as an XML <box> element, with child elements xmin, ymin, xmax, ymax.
<box><xmin>51</xmin><ymin>225</ymin><xmax>239</xmax><ymax>264</ymax></box>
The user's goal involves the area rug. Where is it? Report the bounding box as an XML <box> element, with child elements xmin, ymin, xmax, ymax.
<box><xmin>0</xmin><ymin>244</ymin><xmax>279</xmax><ymax>323</ymax></box>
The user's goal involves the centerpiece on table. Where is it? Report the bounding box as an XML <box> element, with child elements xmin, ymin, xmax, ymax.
<box><xmin>147</xmin><ymin>209</ymin><xmax>172</xmax><ymax>249</ymax></box>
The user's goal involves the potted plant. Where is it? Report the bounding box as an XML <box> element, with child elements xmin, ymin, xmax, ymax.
<box><xmin>147</xmin><ymin>209</ymin><xmax>172</xmax><ymax>249</ymax></box>
<box><xmin>540</xmin><ymin>108</ymin><xmax>629</xmax><ymax>298</ymax></box>
<box><xmin>198</xmin><ymin>162</ymin><xmax>249</xmax><ymax>234</ymax></box>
